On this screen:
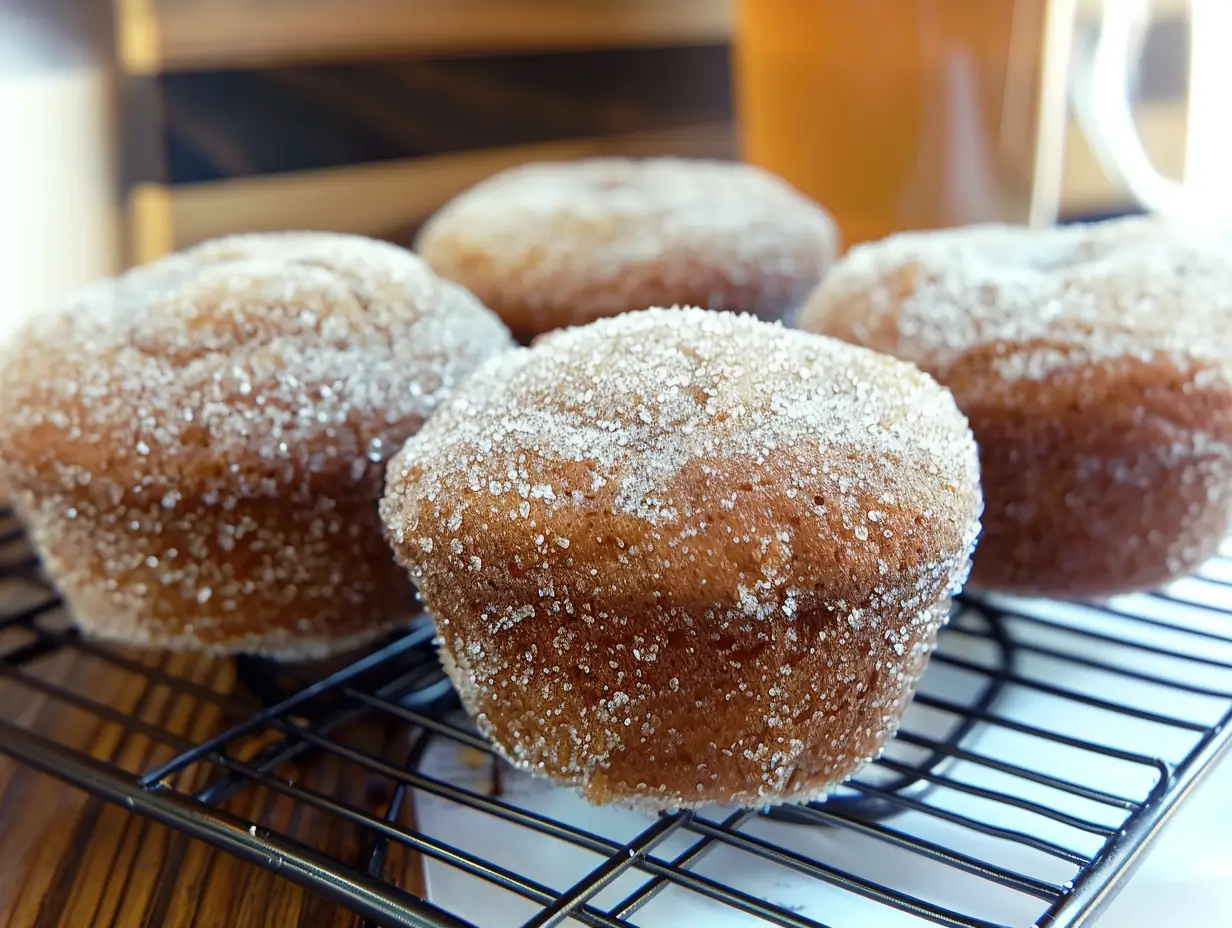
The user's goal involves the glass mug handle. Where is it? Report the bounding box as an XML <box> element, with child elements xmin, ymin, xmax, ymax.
<box><xmin>1072</xmin><ymin>0</ymin><xmax>1232</xmax><ymax>222</ymax></box>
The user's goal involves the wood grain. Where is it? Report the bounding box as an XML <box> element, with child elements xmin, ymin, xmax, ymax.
<box><xmin>0</xmin><ymin>559</ymin><xmax>427</xmax><ymax>928</ymax></box>
<box><xmin>115</xmin><ymin>0</ymin><xmax>733</xmax><ymax>75</ymax></box>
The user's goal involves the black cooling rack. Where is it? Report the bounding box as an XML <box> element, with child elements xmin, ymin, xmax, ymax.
<box><xmin>2</xmin><ymin>502</ymin><xmax>1231</xmax><ymax>928</ymax></box>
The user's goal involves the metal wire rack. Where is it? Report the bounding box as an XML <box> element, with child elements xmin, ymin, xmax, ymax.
<box><xmin>2</xmin><ymin>502</ymin><xmax>1232</xmax><ymax>928</ymax></box>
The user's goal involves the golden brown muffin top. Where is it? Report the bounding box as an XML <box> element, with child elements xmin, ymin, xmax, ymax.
<box><xmin>798</xmin><ymin>218</ymin><xmax>1232</xmax><ymax>386</ymax></box>
<box><xmin>382</xmin><ymin>306</ymin><xmax>981</xmax><ymax>634</ymax></box>
<box><xmin>416</xmin><ymin>157</ymin><xmax>838</xmax><ymax>330</ymax></box>
<box><xmin>0</xmin><ymin>231</ymin><xmax>513</xmax><ymax>496</ymax></box>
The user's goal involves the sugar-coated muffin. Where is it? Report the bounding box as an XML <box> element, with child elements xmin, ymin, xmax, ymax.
<box><xmin>382</xmin><ymin>308</ymin><xmax>981</xmax><ymax>809</ymax></box>
<box><xmin>416</xmin><ymin>157</ymin><xmax>838</xmax><ymax>339</ymax></box>
<box><xmin>0</xmin><ymin>231</ymin><xmax>514</xmax><ymax>657</ymax></box>
<box><xmin>799</xmin><ymin>218</ymin><xmax>1232</xmax><ymax>596</ymax></box>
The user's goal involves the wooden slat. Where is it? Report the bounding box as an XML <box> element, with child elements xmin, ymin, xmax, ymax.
<box><xmin>116</xmin><ymin>0</ymin><xmax>733</xmax><ymax>75</ymax></box>
<box><xmin>114</xmin><ymin>0</ymin><xmax>1187</xmax><ymax>76</ymax></box>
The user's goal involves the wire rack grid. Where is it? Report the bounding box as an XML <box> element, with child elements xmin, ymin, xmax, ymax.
<box><xmin>2</xmin><ymin>502</ymin><xmax>1232</xmax><ymax>928</ymax></box>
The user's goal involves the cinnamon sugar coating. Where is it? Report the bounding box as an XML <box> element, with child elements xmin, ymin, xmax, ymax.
<box><xmin>0</xmin><ymin>232</ymin><xmax>514</xmax><ymax>656</ymax></box>
<box><xmin>799</xmin><ymin>218</ymin><xmax>1232</xmax><ymax>595</ymax></box>
<box><xmin>382</xmin><ymin>308</ymin><xmax>981</xmax><ymax>808</ymax></box>
<box><xmin>417</xmin><ymin>157</ymin><xmax>838</xmax><ymax>339</ymax></box>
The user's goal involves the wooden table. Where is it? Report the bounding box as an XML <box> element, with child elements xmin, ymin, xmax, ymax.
<box><xmin>0</xmin><ymin>611</ymin><xmax>426</xmax><ymax>928</ymax></box>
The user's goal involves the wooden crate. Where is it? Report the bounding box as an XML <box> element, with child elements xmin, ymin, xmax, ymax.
<box><xmin>114</xmin><ymin>0</ymin><xmax>1190</xmax><ymax>265</ymax></box>
<box><xmin>119</xmin><ymin>41</ymin><xmax>734</xmax><ymax>262</ymax></box>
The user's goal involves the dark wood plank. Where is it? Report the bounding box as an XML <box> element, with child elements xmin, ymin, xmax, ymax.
<box><xmin>0</xmin><ymin>577</ymin><xmax>426</xmax><ymax>928</ymax></box>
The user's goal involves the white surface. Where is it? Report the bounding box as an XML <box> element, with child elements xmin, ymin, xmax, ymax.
<box><xmin>1097</xmin><ymin>755</ymin><xmax>1232</xmax><ymax>926</ymax></box>
<box><xmin>414</xmin><ymin>725</ymin><xmax>1232</xmax><ymax>928</ymax></box>
<box><xmin>415</xmin><ymin>757</ymin><xmax>1231</xmax><ymax>927</ymax></box>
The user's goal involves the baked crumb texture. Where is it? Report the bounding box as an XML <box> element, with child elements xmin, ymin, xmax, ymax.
<box><xmin>0</xmin><ymin>231</ymin><xmax>514</xmax><ymax>658</ymax></box>
<box><xmin>383</xmin><ymin>307</ymin><xmax>982</xmax><ymax>809</ymax></box>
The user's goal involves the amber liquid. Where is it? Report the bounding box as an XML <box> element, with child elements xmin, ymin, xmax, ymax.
<box><xmin>735</xmin><ymin>0</ymin><xmax>1049</xmax><ymax>247</ymax></box>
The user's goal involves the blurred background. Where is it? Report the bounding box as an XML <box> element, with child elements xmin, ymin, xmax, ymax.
<box><xmin>0</xmin><ymin>0</ymin><xmax>1193</xmax><ymax>342</ymax></box>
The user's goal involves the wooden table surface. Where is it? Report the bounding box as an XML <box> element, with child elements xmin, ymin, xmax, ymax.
<box><xmin>0</xmin><ymin>569</ymin><xmax>426</xmax><ymax>928</ymax></box>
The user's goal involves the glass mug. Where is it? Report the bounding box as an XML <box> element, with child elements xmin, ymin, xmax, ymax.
<box><xmin>735</xmin><ymin>0</ymin><xmax>1232</xmax><ymax>249</ymax></box>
